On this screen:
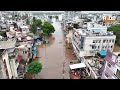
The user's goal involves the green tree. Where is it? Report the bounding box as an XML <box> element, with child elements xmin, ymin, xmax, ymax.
<box><xmin>33</xmin><ymin>19</ymin><xmax>42</xmax><ymax>27</ymax></box>
<box><xmin>0</xmin><ymin>31</ymin><xmax>7</xmax><ymax>37</ymax></box>
<box><xmin>27</xmin><ymin>61</ymin><xmax>42</xmax><ymax>79</ymax></box>
<box><xmin>33</xmin><ymin>17</ymin><xmax>36</xmax><ymax>22</ymax></box>
<box><xmin>31</xmin><ymin>24</ymin><xmax>36</xmax><ymax>34</ymax></box>
<box><xmin>30</xmin><ymin>17</ymin><xmax>42</xmax><ymax>34</ymax></box>
<box><xmin>42</xmin><ymin>21</ymin><xmax>55</xmax><ymax>36</ymax></box>
<box><xmin>108</xmin><ymin>24</ymin><xmax>120</xmax><ymax>46</ymax></box>
<box><xmin>42</xmin><ymin>31</ymin><xmax>48</xmax><ymax>40</ymax></box>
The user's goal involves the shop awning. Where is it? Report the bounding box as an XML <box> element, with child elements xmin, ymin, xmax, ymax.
<box><xmin>98</xmin><ymin>50</ymin><xmax>107</xmax><ymax>56</ymax></box>
<box><xmin>69</xmin><ymin>63</ymin><xmax>86</xmax><ymax>69</ymax></box>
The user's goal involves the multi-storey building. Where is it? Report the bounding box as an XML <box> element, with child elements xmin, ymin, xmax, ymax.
<box><xmin>102</xmin><ymin>14</ymin><xmax>117</xmax><ymax>27</ymax></box>
<box><xmin>0</xmin><ymin>40</ymin><xmax>18</xmax><ymax>79</ymax></box>
<box><xmin>81</xmin><ymin>50</ymin><xmax>120</xmax><ymax>79</ymax></box>
<box><xmin>101</xmin><ymin>50</ymin><xmax>120</xmax><ymax>79</ymax></box>
<box><xmin>72</xmin><ymin>22</ymin><xmax>116</xmax><ymax>59</ymax></box>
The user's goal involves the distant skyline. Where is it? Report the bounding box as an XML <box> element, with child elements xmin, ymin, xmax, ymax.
<box><xmin>5</xmin><ymin>11</ymin><xmax>120</xmax><ymax>14</ymax></box>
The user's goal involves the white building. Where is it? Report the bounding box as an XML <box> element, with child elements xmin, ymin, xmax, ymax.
<box><xmin>15</xmin><ymin>31</ymin><xmax>22</xmax><ymax>38</ymax></box>
<box><xmin>72</xmin><ymin>23</ymin><xmax>116</xmax><ymax>59</ymax></box>
<box><xmin>101</xmin><ymin>50</ymin><xmax>120</xmax><ymax>79</ymax></box>
<box><xmin>0</xmin><ymin>41</ymin><xmax>18</xmax><ymax>79</ymax></box>
<box><xmin>16</xmin><ymin>19</ymin><xmax>26</xmax><ymax>27</ymax></box>
<box><xmin>6</xmin><ymin>25</ymin><xmax>30</xmax><ymax>39</ymax></box>
<box><xmin>81</xmin><ymin>50</ymin><xmax>120</xmax><ymax>79</ymax></box>
<box><xmin>15</xmin><ymin>44</ymin><xmax>32</xmax><ymax>63</ymax></box>
<box><xmin>87</xmin><ymin>22</ymin><xmax>107</xmax><ymax>33</ymax></box>
<box><xmin>20</xmin><ymin>25</ymin><xmax>29</xmax><ymax>36</ymax></box>
<box><xmin>6</xmin><ymin>19</ymin><xmax>16</xmax><ymax>25</ymax></box>
<box><xmin>0</xmin><ymin>49</ymin><xmax>9</xmax><ymax>79</ymax></box>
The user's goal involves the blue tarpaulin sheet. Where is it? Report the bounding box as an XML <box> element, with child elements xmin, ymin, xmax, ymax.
<box><xmin>98</xmin><ymin>50</ymin><xmax>106</xmax><ymax>56</ymax></box>
<box><xmin>93</xmin><ymin>29</ymin><xmax>103</xmax><ymax>33</ymax></box>
<box><xmin>33</xmin><ymin>46</ymin><xmax>36</xmax><ymax>55</ymax></box>
<box><xmin>37</xmin><ymin>39</ymin><xmax>40</xmax><ymax>42</ymax></box>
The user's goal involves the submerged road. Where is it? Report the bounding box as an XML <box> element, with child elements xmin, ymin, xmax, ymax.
<box><xmin>37</xmin><ymin>18</ymin><xmax>76</xmax><ymax>79</ymax></box>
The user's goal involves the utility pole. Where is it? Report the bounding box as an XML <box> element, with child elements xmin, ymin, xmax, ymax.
<box><xmin>62</xmin><ymin>61</ymin><xmax>66</xmax><ymax>79</ymax></box>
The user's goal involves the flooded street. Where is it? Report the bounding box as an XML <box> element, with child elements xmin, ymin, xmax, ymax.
<box><xmin>37</xmin><ymin>18</ymin><xmax>76</xmax><ymax>79</ymax></box>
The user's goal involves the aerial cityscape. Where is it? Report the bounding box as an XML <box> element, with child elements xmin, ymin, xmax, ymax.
<box><xmin>0</xmin><ymin>11</ymin><xmax>120</xmax><ymax>79</ymax></box>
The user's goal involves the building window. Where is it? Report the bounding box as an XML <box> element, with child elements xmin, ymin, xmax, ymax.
<box><xmin>112</xmin><ymin>40</ymin><xmax>114</xmax><ymax>43</ymax></box>
<box><xmin>107</xmin><ymin>63</ymin><xmax>111</xmax><ymax>68</ymax></box>
<box><xmin>96</xmin><ymin>40</ymin><xmax>98</xmax><ymax>43</ymax></box>
<box><xmin>116</xmin><ymin>69</ymin><xmax>120</xmax><ymax>78</ymax></box>
<box><xmin>109</xmin><ymin>40</ymin><xmax>111</xmax><ymax>43</ymax></box>
<box><xmin>103</xmin><ymin>40</ymin><xmax>105</xmax><ymax>43</ymax></box>
<box><xmin>105</xmin><ymin>73</ymin><xmax>109</xmax><ymax>78</ymax></box>
<box><xmin>25</xmin><ymin>51</ymin><xmax>27</xmax><ymax>54</ymax></box>
<box><xmin>111</xmin><ymin>45</ymin><xmax>113</xmax><ymax>48</ymax></box>
<box><xmin>92</xmin><ymin>45</ymin><xmax>95</xmax><ymax>49</ymax></box>
<box><xmin>75</xmin><ymin>35</ymin><xmax>77</xmax><ymax>37</ymax></box>
<box><xmin>3</xmin><ymin>60</ymin><xmax>9</xmax><ymax>79</ymax></box>
<box><xmin>95</xmin><ymin>46</ymin><xmax>96</xmax><ymax>49</ymax></box>
<box><xmin>106</xmin><ymin>40</ymin><xmax>108</xmax><ymax>43</ymax></box>
<box><xmin>93</xmin><ymin>40</ymin><xmax>95</xmax><ymax>43</ymax></box>
<box><xmin>102</xmin><ymin>46</ymin><xmax>104</xmax><ymax>49</ymax></box>
<box><xmin>105</xmin><ymin>46</ymin><xmax>107</xmax><ymax>49</ymax></box>
<box><xmin>98</xmin><ymin>46</ymin><xmax>100</xmax><ymax>49</ymax></box>
<box><xmin>99</xmin><ymin>40</ymin><xmax>101</xmax><ymax>43</ymax></box>
<box><xmin>104</xmin><ymin>17</ymin><xmax>106</xmax><ymax>20</ymax></box>
<box><xmin>87</xmin><ymin>68</ymin><xmax>90</xmax><ymax>73</ymax></box>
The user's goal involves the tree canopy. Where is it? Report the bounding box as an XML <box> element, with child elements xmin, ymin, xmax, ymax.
<box><xmin>42</xmin><ymin>21</ymin><xmax>55</xmax><ymax>36</ymax></box>
<box><xmin>27</xmin><ymin>61</ymin><xmax>42</xmax><ymax>74</ymax></box>
<box><xmin>0</xmin><ymin>31</ymin><xmax>7</xmax><ymax>37</ymax></box>
<box><xmin>30</xmin><ymin>17</ymin><xmax>42</xmax><ymax>34</ymax></box>
<box><xmin>108</xmin><ymin>24</ymin><xmax>120</xmax><ymax>46</ymax></box>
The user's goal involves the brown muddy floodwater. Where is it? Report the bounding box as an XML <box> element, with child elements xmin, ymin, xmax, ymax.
<box><xmin>113</xmin><ymin>44</ymin><xmax>120</xmax><ymax>52</ymax></box>
<box><xmin>36</xmin><ymin>19</ymin><xmax>77</xmax><ymax>79</ymax></box>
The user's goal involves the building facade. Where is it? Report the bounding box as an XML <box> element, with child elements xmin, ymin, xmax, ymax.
<box><xmin>102</xmin><ymin>14</ymin><xmax>117</xmax><ymax>27</ymax></box>
<box><xmin>101</xmin><ymin>50</ymin><xmax>120</xmax><ymax>79</ymax></box>
<box><xmin>0</xmin><ymin>41</ymin><xmax>18</xmax><ymax>79</ymax></box>
<box><xmin>72</xmin><ymin>23</ymin><xmax>116</xmax><ymax>59</ymax></box>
